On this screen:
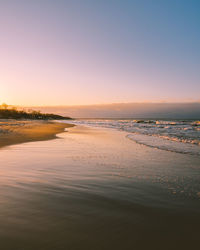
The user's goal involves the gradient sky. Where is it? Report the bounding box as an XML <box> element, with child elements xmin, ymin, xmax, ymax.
<box><xmin>0</xmin><ymin>0</ymin><xmax>199</xmax><ymax>106</ymax></box>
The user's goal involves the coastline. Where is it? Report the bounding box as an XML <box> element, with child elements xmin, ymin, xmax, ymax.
<box><xmin>0</xmin><ymin>125</ymin><xmax>199</xmax><ymax>249</ymax></box>
<box><xmin>0</xmin><ymin>120</ymin><xmax>74</xmax><ymax>148</ymax></box>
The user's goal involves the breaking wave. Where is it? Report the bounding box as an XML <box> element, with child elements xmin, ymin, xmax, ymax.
<box><xmin>63</xmin><ymin>119</ymin><xmax>200</xmax><ymax>155</ymax></box>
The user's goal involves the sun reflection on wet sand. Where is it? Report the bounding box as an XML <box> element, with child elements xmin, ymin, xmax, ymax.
<box><xmin>0</xmin><ymin>126</ymin><xmax>199</xmax><ymax>249</ymax></box>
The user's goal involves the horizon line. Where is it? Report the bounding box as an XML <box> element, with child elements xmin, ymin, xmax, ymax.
<box><xmin>25</xmin><ymin>101</ymin><xmax>200</xmax><ymax>108</ymax></box>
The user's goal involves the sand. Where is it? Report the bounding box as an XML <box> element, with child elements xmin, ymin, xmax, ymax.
<box><xmin>0</xmin><ymin>120</ymin><xmax>74</xmax><ymax>148</ymax></box>
<box><xmin>0</xmin><ymin>125</ymin><xmax>199</xmax><ymax>249</ymax></box>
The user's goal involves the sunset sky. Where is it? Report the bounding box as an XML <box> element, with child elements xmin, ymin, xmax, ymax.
<box><xmin>0</xmin><ymin>0</ymin><xmax>199</xmax><ymax>106</ymax></box>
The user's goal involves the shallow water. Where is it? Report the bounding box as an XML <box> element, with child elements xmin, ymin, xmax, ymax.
<box><xmin>0</xmin><ymin>126</ymin><xmax>200</xmax><ymax>250</ymax></box>
<box><xmin>65</xmin><ymin>119</ymin><xmax>200</xmax><ymax>155</ymax></box>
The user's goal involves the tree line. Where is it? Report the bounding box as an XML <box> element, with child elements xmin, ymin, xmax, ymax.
<box><xmin>0</xmin><ymin>103</ymin><xmax>71</xmax><ymax>120</ymax></box>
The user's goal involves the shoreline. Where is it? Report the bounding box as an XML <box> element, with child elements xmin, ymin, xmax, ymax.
<box><xmin>0</xmin><ymin>124</ymin><xmax>199</xmax><ymax>249</ymax></box>
<box><xmin>0</xmin><ymin>120</ymin><xmax>74</xmax><ymax>149</ymax></box>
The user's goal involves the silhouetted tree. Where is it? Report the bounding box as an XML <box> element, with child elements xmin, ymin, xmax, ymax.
<box><xmin>1</xmin><ymin>103</ymin><xmax>8</xmax><ymax>109</ymax></box>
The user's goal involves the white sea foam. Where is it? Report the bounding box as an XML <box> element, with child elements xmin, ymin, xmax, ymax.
<box><xmin>126</xmin><ymin>133</ymin><xmax>200</xmax><ymax>155</ymax></box>
<box><xmin>63</xmin><ymin>119</ymin><xmax>200</xmax><ymax>155</ymax></box>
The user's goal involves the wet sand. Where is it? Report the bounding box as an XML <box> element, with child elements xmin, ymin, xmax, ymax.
<box><xmin>0</xmin><ymin>125</ymin><xmax>199</xmax><ymax>250</ymax></box>
<box><xmin>0</xmin><ymin>120</ymin><xmax>74</xmax><ymax>148</ymax></box>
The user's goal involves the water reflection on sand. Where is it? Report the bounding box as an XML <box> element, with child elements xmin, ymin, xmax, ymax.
<box><xmin>0</xmin><ymin>126</ymin><xmax>199</xmax><ymax>250</ymax></box>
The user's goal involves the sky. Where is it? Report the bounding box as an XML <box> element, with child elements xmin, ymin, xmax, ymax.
<box><xmin>38</xmin><ymin>103</ymin><xmax>200</xmax><ymax>119</ymax></box>
<box><xmin>0</xmin><ymin>0</ymin><xmax>199</xmax><ymax>106</ymax></box>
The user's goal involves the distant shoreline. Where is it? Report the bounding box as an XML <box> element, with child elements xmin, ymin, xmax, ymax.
<box><xmin>0</xmin><ymin>120</ymin><xmax>74</xmax><ymax>149</ymax></box>
<box><xmin>0</xmin><ymin>107</ymin><xmax>72</xmax><ymax>120</ymax></box>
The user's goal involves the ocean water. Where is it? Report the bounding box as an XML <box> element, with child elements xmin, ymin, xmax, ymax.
<box><xmin>0</xmin><ymin>126</ymin><xmax>200</xmax><ymax>250</ymax></box>
<box><xmin>64</xmin><ymin>119</ymin><xmax>200</xmax><ymax>155</ymax></box>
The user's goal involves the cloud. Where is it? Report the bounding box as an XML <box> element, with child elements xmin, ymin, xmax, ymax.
<box><xmin>31</xmin><ymin>102</ymin><xmax>200</xmax><ymax>119</ymax></box>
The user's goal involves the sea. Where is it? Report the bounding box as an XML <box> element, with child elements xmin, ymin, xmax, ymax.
<box><xmin>0</xmin><ymin>119</ymin><xmax>200</xmax><ymax>249</ymax></box>
<box><xmin>64</xmin><ymin>119</ymin><xmax>200</xmax><ymax>155</ymax></box>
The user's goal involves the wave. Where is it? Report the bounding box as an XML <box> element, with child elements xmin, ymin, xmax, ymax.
<box><xmin>192</xmin><ymin>121</ymin><xmax>200</xmax><ymax>126</ymax></box>
<box><xmin>62</xmin><ymin>119</ymin><xmax>200</xmax><ymax>155</ymax></box>
<box><xmin>127</xmin><ymin>133</ymin><xmax>200</xmax><ymax>155</ymax></box>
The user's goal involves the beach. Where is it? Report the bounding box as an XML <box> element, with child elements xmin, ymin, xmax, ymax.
<box><xmin>0</xmin><ymin>124</ymin><xmax>199</xmax><ymax>249</ymax></box>
<box><xmin>0</xmin><ymin>120</ymin><xmax>74</xmax><ymax>148</ymax></box>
